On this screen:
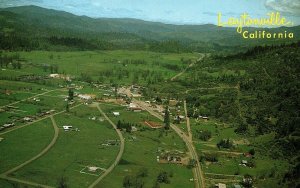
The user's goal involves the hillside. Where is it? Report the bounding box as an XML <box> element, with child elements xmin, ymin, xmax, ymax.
<box><xmin>173</xmin><ymin>42</ymin><xmax>299</xmax><ymax>187</ymax></box>
<box><xmin>0</xmin><ymin>5</ymin><xmax>299</xmax><ymax>52</ymax></box>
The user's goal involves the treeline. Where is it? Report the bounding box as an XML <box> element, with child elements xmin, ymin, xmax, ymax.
<box><xmin>0</xmin><ymin>52</ymin><xmax>22</xmax><ymax>68</ymax></box>
<box><xmin>217</xmin><ymin>41</ymin><xmax>300</xmax><ymax>60</ymax></box>
<box><xmin>0</xmin><ymin>32</ymin><xmax>195</xmax><ymax>53</ymax></box>
<box><xmin>49</xmin><ymin>36</ymin><xmax>97</xmax><ymax>50</ymax></box>
<box><xmin>116</xmin><ymin>120</ymin><xmax>139</xmax><ymax>132</ymax></box>
<box><xmin>0</xmin><ymin>33</ymin><xmax>39</xmax><ymax>51</ymax></box>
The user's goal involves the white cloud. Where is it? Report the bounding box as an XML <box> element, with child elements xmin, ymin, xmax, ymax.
<box><xmin>265</xmin><ymin>0</ymin><xmax>300</xmax><ymax>16</ymax></box>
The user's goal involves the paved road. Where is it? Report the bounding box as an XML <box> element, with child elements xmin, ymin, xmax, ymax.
<box><xmin>88</xmin><ymin>103</ymin><xmax>125</xmax><ymax>188</ymax></box>
<box><xmin>0</xmin><ymin>116</ymin><xmax>59</xmax><ymax>188</ymax></box>
<box><xmin>133</xmin><ymin>99</ymin><xmax>205</xmax><ymax>188</ymax></box>
<box><xmin>184</xmin><ymin>100</ymin><xmax>192</xmax><ymax>141</ymax></box>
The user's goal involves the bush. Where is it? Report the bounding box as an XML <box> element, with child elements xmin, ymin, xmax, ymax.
<box><xmin>217</xmin><ymin>139</ymin><xmax>234</xmax><ymax>149</ymax></box>
<box><xmin>200</xmin><ymin>153</ymin><xmax>218</xmax><ymax>162</ymax></box>
<box><xmin>249</xmin><ymin>148</ymin><xmax>255</xmax><ymax>156</ymax></box>
<box><xmin>157</xmin><ymin>171</ymin><xmax>170</xmax><ymax>184</ymax></box>
<box><xmin>196</xmin><ymin>130</ymin><xmax>212</xmax><ymax>141</ymax></box>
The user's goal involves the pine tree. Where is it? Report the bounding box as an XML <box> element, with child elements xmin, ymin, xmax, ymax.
<box><xmin>164</xmin><ymin>106</ymin><xmax>170</xmax><ymax>130</ymax></box>
<box><xmin>66</xmin><ymin>103</ymin><xmax>69</xmax><ymax>112</ymax></box>
<box><xmin>68</xmin><ymin>89</ymin><xmax>74</xmax><ymax>101</ymax></box>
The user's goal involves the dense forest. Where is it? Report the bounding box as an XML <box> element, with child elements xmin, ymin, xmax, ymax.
<box><xmin>0</xmin><ymin>6</ymin><xmax>300</xmax><ymax>52</ymax></box>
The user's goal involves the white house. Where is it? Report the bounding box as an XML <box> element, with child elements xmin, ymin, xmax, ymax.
<box><xmin>49</xmin><ymin>73</ymin><xmax>59</xmax><ymax>78</ymax></box>
<box><xmin>113</xmin><ymin>112</ymin><xmax>120</xmax><ymax>116</ymax></box>
<box><xmin>78</xmin><ymin>94</ymin><xmax>95</xmax><ymax>100</ymax></box>
<box><xmin>63</xmin><ymin>125</ymin><xmax>73</xmax><ymax>131</ymax></box>
<box><xmin>215</xmin><ymin>183</ymin><xmax>226</xmax><ymax>188</ymax></box>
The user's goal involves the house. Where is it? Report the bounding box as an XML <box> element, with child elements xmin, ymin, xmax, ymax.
<box><xmin>49</xmin><ymin>73</ymin><xmax>59</xmax><ymax>78</ymax></box>
<box><xmin>215</xmin><ymin>183</ymin><xmax>226</xmax><ymax>188</ymax></box>
<box><xmin>88</xmin><ymin>166</ymin><xmax>99</xmax><ymax>172</ymax></box>
<box><xmin>241</xmin><ymin>160</ymin><xmax>248</xmax><ymax>165</ymax></box>
<box><xmin>78</xmin><ymin>94</ymin><xmax>95</xmax><ymax>100</ymax></box>
<box><xmin>23</xmin><ymin>117</ymin><xmax>33</xmax><ymax>122</ymax></box>
<box><xmin>2</xmin><ymin>123</ymin><xmax>14</xmax><ymax>128</ymax></box>
<box><xmin>179</xmin><ymin>115</ymin><xmax>185</xmax><ymax>119</ymax></box>
<box><xmin>129</xmin><ymin>107</ymin><xmax>143</xmax><ymax>112</ymax></box>
<box><xmin>165</xmin><ymin>155</ymin><xmax>182</xmax><ymax>164</ymax></box>
<box><xmin>131</xmin><ymin>93</ymin><xmax>142</xmax><ymax>97</ymax></box>
<box><xmin>174</xmin><ymin>115</ymin><xmax>185</xmax><ymax>122</ymax></box>
<box><xmin>113</xmin><ymin>112</ymin><xmax>120</xmax><ymax>116</ymax></box>
<box><xmin>63</xmin><ymin>125</ymin><xmax>73</xmax><ymax>131</ymax></box>
<box><xmin>233</xmin><ymin>184</ymin><xmax>242</xmax><ymax>188</ymax></box>
<box><xmin>33</xmin><ymin>97</ymin><xmax>40</xmax><ymax>102</ymax></box>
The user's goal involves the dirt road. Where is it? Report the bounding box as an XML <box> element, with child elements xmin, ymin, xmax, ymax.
<box><xmin>88</xmin><ymin>103</ymin><xmax>125</xmax><ymax>188</ymax></box>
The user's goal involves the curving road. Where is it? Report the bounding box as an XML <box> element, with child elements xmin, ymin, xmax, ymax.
<box><xmin>88</xmin><ymin>103</ymin><xmax>125</xmax><ymax>188</ymax></box>
<box><xmin>0</xmin><ymin>116</ymin><xmax>59</xmax><ymax>188</ymax></box>
<box><xmin>2</xmin><ymin>116</ymin><xmax>59</xmax><ymax>176</ymax></box>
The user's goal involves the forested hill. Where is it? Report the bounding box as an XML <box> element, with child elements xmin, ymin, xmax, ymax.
<box><xmin>179</xmin><ymin>42</ymin><xmax>299</xmax><ymax>187</ymax></box>
<box><xmin>0</xmin><ymin>5</ymin><xmax>300</xmax><ymax>52</ymax></box>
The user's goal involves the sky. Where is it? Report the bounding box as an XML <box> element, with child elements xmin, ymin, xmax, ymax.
<box><xmin>0</xmin><ymin>0</ymin><xmax>299</xmax><ymax>25</ymax></box>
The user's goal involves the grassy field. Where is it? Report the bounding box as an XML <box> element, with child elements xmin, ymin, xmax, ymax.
<box><xmin>11</xmin><ymin>105</ymin><xmax>119</xmax><ymax>188</ymax></box>
<box><xmin>0</xmin><ymin>118</ymin><xmax>54</xmax><ymax>174</ymax></box>
<box><xmin>4</xmin><ymin>50</ymin><xmax>198</xmax><ymax>85</ymax></box>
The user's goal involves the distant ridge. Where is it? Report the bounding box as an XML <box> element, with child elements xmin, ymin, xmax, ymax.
<box><xmin>0</xmin><ymin>5</ymin><xmax>299</xmax><ymax>52</ymax></box>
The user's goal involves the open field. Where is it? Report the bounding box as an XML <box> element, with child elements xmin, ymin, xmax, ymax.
<box><xmin>3</xmin><ymin>50</ymin><xmax>199</xmax><ymax>85</ymax></box>
<box><xmin>0</xmin><ymin>118</ymin><xmax>54</xmax><ymax>174</ymax></box>
<box><xmin>10</xmin><ymin>105</ymin><xmax>119</xmax><ymax>188</ymax></box>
